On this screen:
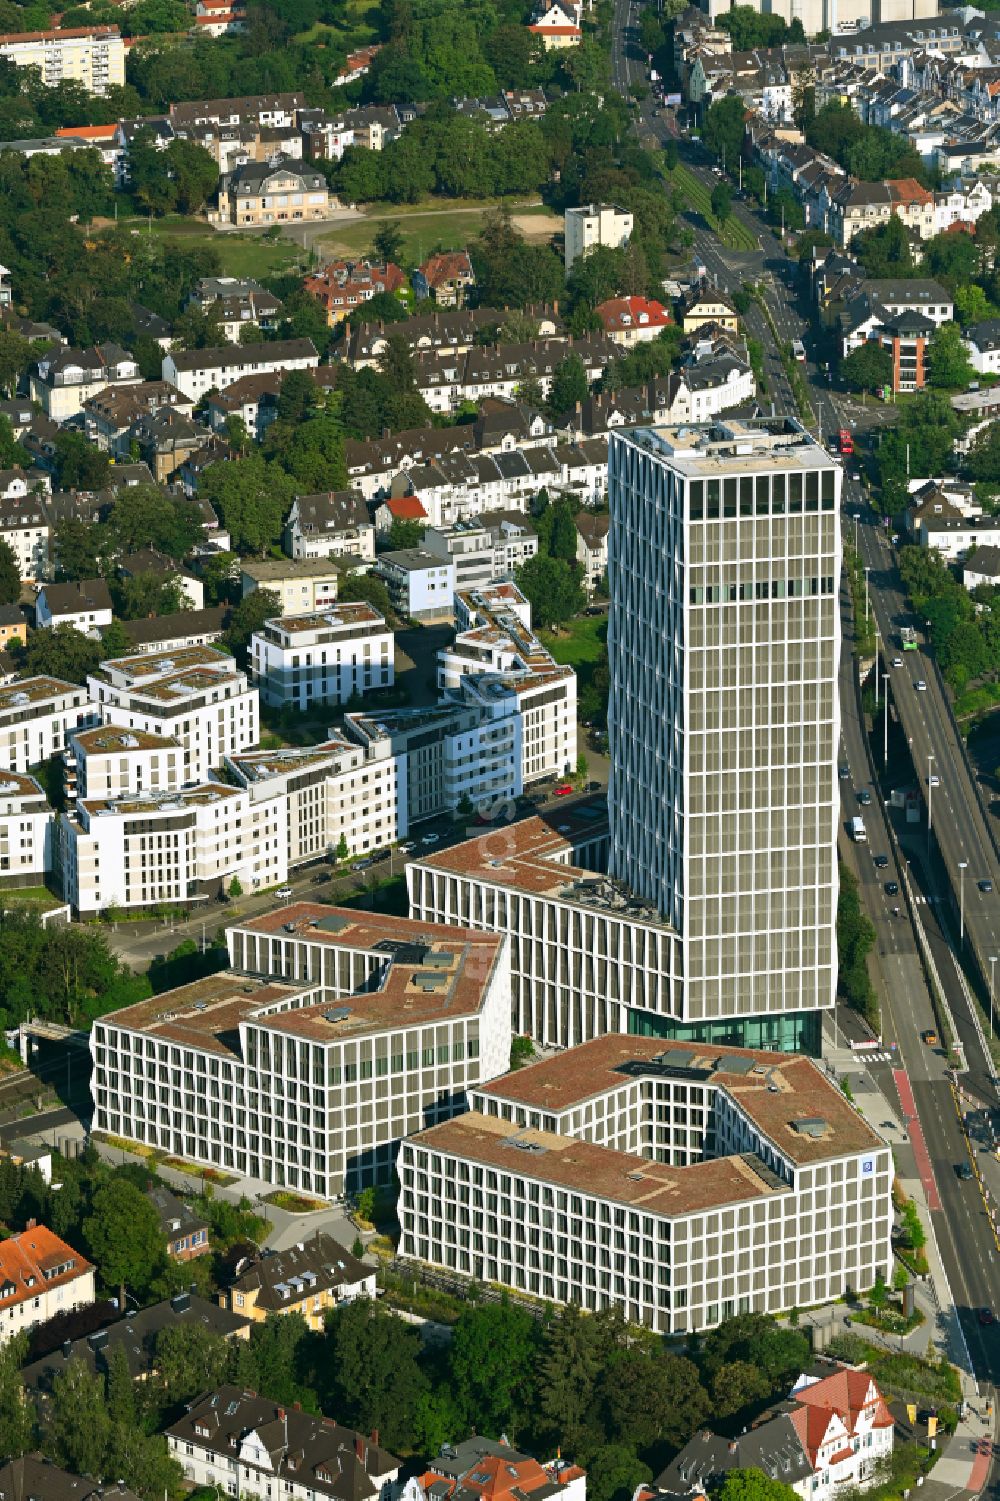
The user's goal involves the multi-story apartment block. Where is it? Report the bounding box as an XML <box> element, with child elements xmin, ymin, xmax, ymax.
<box><xmin>162</xmin><ymin>338</ymin><xmax>319</xmax><ymax>402</ymax></box>
<box><xmin>607</xmin><ymin>419</ymin><xmax>841</xmax><ymax>1049</ymax></box>
<box><xmin>0</xmin><ymin>1224</ymin><xmax>95</xmax><ymax>1343</ymax></box>
<box><xmin>228</xmin><ymin>735</ymin><xmax>398</xmax><ymax>863</ymax></box>
<box><xmin>91</xmin><ymin>907</ymin><xmax>512</xmax><ymax>1194</ymax></box>
<box><xmin>348</xmin><ymin>696</ymin><xmax>521</xmax><ymax>832</ymax></box>
<box><xmin>63</xmin><ymin>726</ymin><xmax>183</xmax><ymax>807</ymax></box>
<box><xmin>31</xmin><ymin>341</ymin><xmax>140</xmax><ymax>421</ymax></box>
<box><xmin>167</xmin><ymin>1386</ymin><xmax>400</xmax><ymax>1501</ymax></box>
<box><xmin>0</xmin><ymin>677</ymin><xmax>95</xmax><ymax>774</ymax></box>
<box><xmin>240</xmin><ymin>557</ymin><xmax>342</xmax><ymax>614</ymax></box>
<box><xmin>376</xmin><ymin>549</ymin><xmax>456</xmax><ymax>621</ymax></box>
<box><xmin>564</xmin><ymin>203</ymin><xmax>633</xmax><ymax>272</ymax></box>
<box><xmin>0</xmin><ymin>25</ymin><xmax>125</xmax><ymax>94</ymax></box>
<box><xmin>283</xmin><ymin>490</ymin><xmax>375</xmax><ymax>562</ymax></box>
<box><xmin>59</xmin><ymin>781</ymin><xmax>286</xmax><ymax>917</ymax></box>
<box><xmin>88</xmin><ymin>646</ymin><xmax>259</xmax><ymax>785</ymax></box>
<box><xmin>397</xmin><ymin>1035</ymin><xmax>892</xmax><ymax>1334</ymax></box>
<box><xmin>438</xmin><ymin>583</ymin><xmax>577</xmax><ymax>785</ymax></box>
<box><xmin>250</xmin><ymin>603</ymin><xmax>393</xmax><ymax>710</ymax></box>
<box><xmin>0</xmin><ymin>772</ymin><xmax>53</xmax><ymax>888</ymax></box>
<box><xmin>0</xmin><ymin>473</ymin><xmax>51</xmax><ymax>583</ymax></box>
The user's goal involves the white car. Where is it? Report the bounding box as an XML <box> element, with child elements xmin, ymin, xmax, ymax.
<box><xmin>928</xmin><ymin>774</ymin><xmax>940</xmax><ymax>787</ymax></box>
<box><xmin>915</xmin><ymin>680</ymin><xmax>927</xmax><ymax>692</ymax></box>
<box><xmin>892</xmin><ymin>657</ymin><xmax>903</xmax><ymax>668</ymax></box>
<box><xmin>398</xmin><ymin>841</ymin><xmax>415</xmax><ymax>853</ymax></box>
<box><xmin>275</xmin><ymin>885</ymin><xmax>293</xmax><ymax>899</ymax></box>
<box><xmin>420</xmin><ymin>833</ymin><xmax>440</xmax><ymax>846</ymax></box>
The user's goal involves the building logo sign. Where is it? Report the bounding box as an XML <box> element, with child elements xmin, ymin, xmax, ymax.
<box><xmin>861</xmin><ymin>1157</ymin><xmax>874</xmax><ymax>1175</ymax></box>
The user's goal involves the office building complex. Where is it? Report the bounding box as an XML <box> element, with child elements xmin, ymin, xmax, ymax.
<box><xmin>91</xmin><ymin>907</ymin><xmax>511</xmax><ymax>1195</ymax></box>
<box><xmin>397</xmin><ymin>1035</ymin><xmax>891</xmax><ymax>1333</ymax></box>
<box><xmin>607</xmin><ymin>419</ymin><xmax>842</xmax><ymax>1047</ymax></box>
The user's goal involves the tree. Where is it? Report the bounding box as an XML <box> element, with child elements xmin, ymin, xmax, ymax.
<box><xmin>201</xmin><ymin>455</ymin><xmax>295</xmax><ymax>556</ymax></box>
<box><xmin>53</xmin><ymin>431</ymin><xmax>111</xmax><ymax>491</ymax></box>
<box><xmin>325</xmin><ymin>1299</ymin><xmax>428</xmax><ymax>1452</ymax></box>
<box><xmin>0</xmin><ymin>414</ymin><xmax>26</xmax><ymax>469</ymax></box>
<box><xmin>165</xmin><ymin>138</ymin><xmax>219</xmax><ymax>215</ymax></box>
<box><xmin>338</xmin><ymin>571</ymin><xmax>394</xmax><ymax>619</ymax></box>
<box><xmin>83</xmin><ymin>1179</ymin><xmax>166</xmax><ymax>1307</ymax></box>
<box><xmin>0</xmin><ymin>538</ymin><xmax>19</xmax><ymax>606</ymax></box>
<box><xmin>18</xmin><ymin>623</ymin><xmax>104</xmax><ymax>684</ymax></box>
<box><xmin>868</xmin><ymin>1271</ymin><xmax>889</xmax><ymax>1313</ymax></box>
<box><xmin>55</xmin><ymin>517</ymin><xmax>109</xmax><ymax>581</ymax></box>
<box><xmin>105</xmin><ymin>1341</ymin><xmax>136</xmax><ymax>1428</ymax></box>
<box><xmin>719</xmin><ymin>1474</ymin><xmax>799</xmax><ymax>1501</ymax></box>
<box><xmin>587</xmin><ymin>1447</ymin><xmax>651</xmax><ymax>1501</ymax></box>
<box><xmin>372</xmin><ymin>220</ymin><xmax>405</xmax><ymax>265</ymax></box>
<box><xmin>108</xmin><ymin>485</ymin><xmax>203</xmax><ymax>560</ymax></box>
<box><xmin>927</xmin><ymin>322</ymin><xmax>975</xmax><ymax>390</ymax></box>
<box><xmin>923</xmin><ymin>230</ymin><xmax>979</xmax><ymax>292</ymax></box>
<box><xmin>701</xmin><ymin>1313</ymin><xmax>810</xmax><ymax>1389</ymax></box>
<box><xmin>334</xmin><ymin>833</ymin><xmax>350</xmax><ymax>863</ymax></box>
<box><xmin>840</xmin><ymin>341</ymin><xmax>893</xmax><ymax>395</ymax></box>
<box><xmin>711</xmin><ymin>1359</ymin><xmax>773</xmax><ymax>1417</ymax></box>
<box><xmin>515</xmin><ymin>555</ymin><xmax>585</xmax><ymax>629</ymax></box>
<box><xmin>703</xmin><ymin>94</ymin><xmax>746</xmax><ymax>169</ymax></box>
<box><xmin>222</xmin><ymin>589</ymin><xmax>279</xmax><ymax>669</ymax></box>
<box><xmin>547</xmin><ymin>354</ymin><xmax>590</xmax><ymax>418</ymax></box>
<box><xmin>281</xmin><ymin>398</ymin><xmax>347</xmax><ymax>492</ymax></box>
<box><xmin>0</xmin><ymin>331</ymin><xmax>34</xmax><ymax>396</ymax></box>
<box><xmin>547</xmin><ymin>498</ymin><xmax>579</xmax><ymax>562</ymax></box>
<box><xmin>955</xmin><ymin>283</ymin><xmax>996</xmax><ymax>328</ymax></box>
<box><xmin>113</xmin><ymin>573</ymin><xmax>185</xmax><ymax>621</ymax></box>
<box><xmin>449</xmin><ymin>1301</ymin><xmax>542</xmax><ymax>1438</ymax></box>
<box><xmin>0</xmin><ymin>1335</ymin><xmax>32</xmax><ymax>1459</ymax></box>
<box><xmin>276</xmin><ymin>368</ymin><xmax>320</xmax><ymax>427</ymax></box>
<box><xmin>852</xmin><ymin>215</ymin><xmax>914</xmax><ymax>280</ymax></box>
<box><xmin>535</xmin><ymin>1303</ymin><xmax>605</xmax><ymax>1453</ymax></box>
<box><xmin>47</xmin><ymin>1357</ymin><xmax>112</xmax><ymax>1478</ymax></box>
<box><xmin>387</xmin><ymin>517</ymin><xmax>425</xmax><ymax>549</ymax></box>
<box><xmin>599</xmin><ymin>1345</ymin><xmax>709</xmax><ymax>1451</ymax></box>
<box><xmin>711</xmin><ymin>180</ymin><xmax>732</xmax><ymax>222</ymax></box>
<box><xmin>228</xmin><ymin>875</ymin><xmax>243</xmax><ymax>898</ymax></box>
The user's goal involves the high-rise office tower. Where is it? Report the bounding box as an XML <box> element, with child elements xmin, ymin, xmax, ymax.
<box><xmin>607</xmin><ymin>418</ymin><xmax>842</xmax><ymax>1050</ymax></box>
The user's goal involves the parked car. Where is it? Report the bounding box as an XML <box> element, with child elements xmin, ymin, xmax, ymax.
<box><xmin>420</xmin><ymin>833</ymin><xmax>441</xmax><ymax>846</ymax></box>
<box><xmin>554</xmin><ymin>784</ymin><xmax>574</xmax><ymax>796</ymax></box>
<box><xmin>398</xmin><ymin>840</ymin><xmax>415</xmax><ymax>853</ymax></box>
<box><xmin>275</xmin><ymin>885</ymin><xmax>293</xmax><ymax>899</ymax></box>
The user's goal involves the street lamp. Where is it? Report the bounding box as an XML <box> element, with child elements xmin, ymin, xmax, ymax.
<box><xmin>864</xmin><ymin>566</ymin><xmax>871</xmax><ymax>623</ymax></box>
<box><xmin>875</xmin><ymin>625</ymin><xmax>881</xmax><ymax>706</ymax></box>
<box><xmin>990</xmin><ymin>957</ymin><xmax>997</xmax><ymax>1040</ymax></box>
<box><xmin>959</xmin><ymin>860</ymin><xmax>968</xmax><ymax>948</ymax></box>
<box><xmin>883</xmin><ymin>674</ymin><xmax>889</xmax><ymax>763</ymax></box>
<box><xmin>927</xmin><ymin>752</ymin><xmax>935</xmax><ymax>857</ymax></box>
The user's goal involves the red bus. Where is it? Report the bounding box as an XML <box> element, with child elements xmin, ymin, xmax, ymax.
<box><xmin>839</xmin><ymin>429</ymin><xmax>854</xmax><ymax>456</ymax></box>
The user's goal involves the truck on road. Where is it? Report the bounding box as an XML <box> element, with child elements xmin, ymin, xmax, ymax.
<box><xmin>900</xmin><ymin>626</ymin><xmax>918</xmax><ymax>650</ymax></box>
<box><xmin>850</xmin><ymin>816</ymin><xmax>867</xmax><ymax>842</ymax></box>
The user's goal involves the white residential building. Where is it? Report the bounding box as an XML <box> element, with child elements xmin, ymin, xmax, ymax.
<box><xmin>0</xmin><ymin>677</ymin><xmax>95</xmax><ymax>774</ymax></box>
<box><xmin>88</xmin><ymin>645</ymin><xmax>259</xmax><ymax>786</ymax></box>
<box><xmin>916</xmin><ymin>515</ymin><xmax>1000</xmax><ymax>560</ymax></box>
<box><xmin>0</xmin><ymin>772</ymin><xmax>53</xmax><ymax>887</ymax></box>
<box><xmin>438</xmin><ymin>582</ymin><xmax>577</xmax><ymax>785</ymax></box>
<box><xmin>228</xmin><ymin>733</ymin><xmax>398</xmax><ymax>864</ymax></box>
<box><xmin>0</xmin><ymin>25</ymin><xmax>125</xmax><ymax>93</ymax></box>
<box><xmin>376</xmin><ymin>549</ymin><xmax>456</xmax><ymax>621</ymax></box>
<box><xmin>35</xmin><ymin>579</ymin><xmax>113</xmax><ymax>635</ymax></box>
<box><xmin>0</xmin><ymin>1225</ymin><xmax>95</xmax><ymax>1344</ymax></box>
<box><xmin>284</xmin><ymin>491</ymin><xmax>375</xmax><ymax>563</ymax></box>
<box><xmin>31</xmin><ymin>342</ymin><xmax>140</xmax><ymax>421</ymax></box>
<box><xmin>564</xmin><ymin>203</ymin><xmax>633</xmax><ymax>272</ymax></box>
<box><xmin>162</xmin><ymin>338</ymin><xmax>319</xmax><ymax>402</ymax></box>
<box><xmin>0</xmin><ymin>472</ymin><xmax>50</xmax><ymax>584</ymax></box>
<box><xmin>397</xmin><ymin>1034</ymin><xmax>892</xmax><ymax>1334</ymax></box>
<box><xmin>241</xmin><ymin>558</ymin><xmax>342</xmax><ymax>614</ymax></box>
<box><xmin>249</xmin><ymin>603</ymin><xmax>394</xmax><ymax>710</ymax></box>
<box><xmin>607</xmin><ymin>419</ymin><xmax>841</xmax><ymax>1044</ymax></box>
<box><xmin>91</xmin><ymin>907</ymin><xmax>512</xmax><ymax>1195</ymax></box>
<box><xmin>59</xmin><ymin>782</ymin><xmax>286</xmax><ymax>917</ymax></box>
<box><xmin>63</xmin><ymin>725</ymin><xmax>184</xmax><ymax>807</ymax></box>
<box><xmin>167</xmin><ymin>1386</ymin><xmax>401</xmax><ymax>1501</ymax></box>
<box><xmin>964</xmin><ymin>318</ymin><xmax>1000</xmax><ymax>376</ymax></box>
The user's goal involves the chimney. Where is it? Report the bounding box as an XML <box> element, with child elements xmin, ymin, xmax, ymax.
<box><xmin>62</xmin><ymin>1339</ymin><xmax>72</xmax><ymax>1359</ymax></box>
<box><xmin>728</xmin><ymin>1442</ymin><xmax>738</xmax><ymax>1455</ymax></box>
<box><xmin>355</xmin><ymin>1436</ymin><xmax>366</xmax><ymax>1463</ymax></box>
<box><xmin>278</xmin><ymin>1407</ymin><xmax>286</xmax><ymax>1421</ymax></box>
<box><xmin>371</xmin><ymin>1430</ymin><xmax>379</xmax><ymax>1448</ymax></box>
<box><xmin>26</xmin><ymin>1218</ymin><xmax>35</xmax><ymax>1230</ymax></box>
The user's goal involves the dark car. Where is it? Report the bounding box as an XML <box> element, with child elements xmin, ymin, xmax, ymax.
<box><xmin>980</xmin><ymin>879</ymin><xmax>994</xmax><ymax>894</ymax></box>
<box><xmin>873</xmin><ymin>854</ymin><xmax>889</xmax><ymax>869</ymax></box>
<box><xmin>311</xmin><ymin>873</ymin><xmax>328</xmax><ymax>885</ymax></box>
<box><xmin>884</xmin><ymin>881</ymin><xmax>899</xmax><ymax>896</ymax></box>
<box><xmin>957</xmin><ymin>1162</ymin><xmax>974</xmax><ymax>1181</ymax></box>
<box><xmin>978</xmin><ymin>1307</ymin><xmax>994</xmax><ymax>1326</ymax></box>
<box><xmin>587</xmin><ymin>781</ymin><xmax>602</xmax><ymax>791</ymax></box>
<box><xmin>858</xmin><ymin>789</ymin><xmax>872</xmax><ymax>806</ymax></box>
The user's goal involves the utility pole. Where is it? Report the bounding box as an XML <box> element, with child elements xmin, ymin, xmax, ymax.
<box><xmin>959</xmin><ymin>860</ymin><xmax>968</xmax><ymax>947</ymax></box>
<box><xmin>874</xmin><ymin>626</ymin><xmax>880</xmax><ymax>705</ymax></box>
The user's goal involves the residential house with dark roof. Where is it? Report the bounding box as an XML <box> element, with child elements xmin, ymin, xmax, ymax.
<box><xmin>30</xmin><ymin>342</ymin><xmax>141</xmax><ymax>421</ymax></box>
<box><xmin>284</xmin><ymin>491</ymin><xmax>374</xmax><ymax>562</ymax></box>
<box><xmin>574</xmin><ymin>511</ymin><xmax>610</xmax><ymax>591</ymax></box>
<box><xmin>115</xmin><ymin>606</ymin><xmax>229</xmax><ymax>656</ymax></box>
<box><xmin>162</xmin><ymin>339</ymin><xmax>319</xmax><ymax>403</ymax></box>
<box><xmin>215</xmin><ymin>154</ymin><xmax>334</xmax><ymax>228</ymax></box>
<box><xmin>218</xmin><ymin>1233</ymin><xmax>374</xmax><ymax>1327</ymax></box>
<box><xmin>146</xmin><ymin>1185</ymin><xmax>211</xmax><ymax>1260</ymax></box>
<box><xmin>0</xmin><ymin>1456</ymin><xmax>142</xmax><ymax>1501</ymax></box>
<box><xmin>167</xmin><ymin>1385</ymin><xmax>400</xmax><ymax>1501</ymax></box>
<box><xmin>35</xmin><ymin>579</ymin><xmax>113</xmax><ymax>635</ymax></box>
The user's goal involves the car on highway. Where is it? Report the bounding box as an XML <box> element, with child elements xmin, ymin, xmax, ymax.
<box><xmin>884</xmin><ymin>881</ymin><xmax>899</xmax><ymax>896</ymax></box>
<box><xmin>915</xmin><ymin>680</ymin><xmax>927</xmax><ymax>691</ymax></box>
<box><xmin>980</xmin><ymin>879</ymin><xmax>994</xmax><ymax>893</ymax></box>
<box><xmin>892</xmin><ymin>657</ymin><xmax>903</xmax><ymax>668</ymax></box>
<box><xmin>873</xmin><ymin>854</ymin><xmax>888</xmax><ymax>868</ymax></box>
<box><xmin>275</xmin><ymin>885</ymin><xmax>293</xmax><ymax>899</ymax></box>
<box><xmin>554</xmin><ymin>783</ymin><xmax>574</xmax><ymax>796</ymax></box>
<box><xmin>839</xmin><ymin>765</ymin><xmax>850</xmax><ymax>780</ymax></box>
<box><xmin>956</xmin><ymin>1162</ymin><xmax>974</xmax><ymax>1181</ymax></box>
<box><xmin>857</xmin><ymin>789</ymin><xmax>872</xmax><ymax>805</ymax></box>
<box><xmin>922</xmin><ymin>1029</ymin><xmax>938</xmax><ymax>1046</ymax></box>
<box><xmin>927</xmin><ymin>774</ymin><xmax>940</xmax><ymax>787</ymax></box>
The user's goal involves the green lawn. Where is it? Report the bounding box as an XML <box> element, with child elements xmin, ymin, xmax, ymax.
<box><xmin>117</xmin><ymin>216</ymin><xmax>304</xmax><ymax>279</ymax></box>
<box><xmin>541</xmin><ymin>614</ymin><xmax>607</xmax><ymax>668</ymax></box>
<box><xmin>663</xmin><ymin>162</ymin><xmax>760</xmax><ymax>253</ymax></box>
<box><xmin>0</xmin><ymin>885</ymin><xmax>64</xmax><ymax>911</ymax></box>
<box><xmin>313</xmin><ymin>199</ymin><xmax>558</xmax><ymax>263</ymax></box>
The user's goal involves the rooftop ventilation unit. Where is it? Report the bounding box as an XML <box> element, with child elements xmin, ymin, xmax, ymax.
<box><xmin>323</xmin><ymin>1007</ymin><xmax>352</xmax><ymax>1023</ymax></box>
